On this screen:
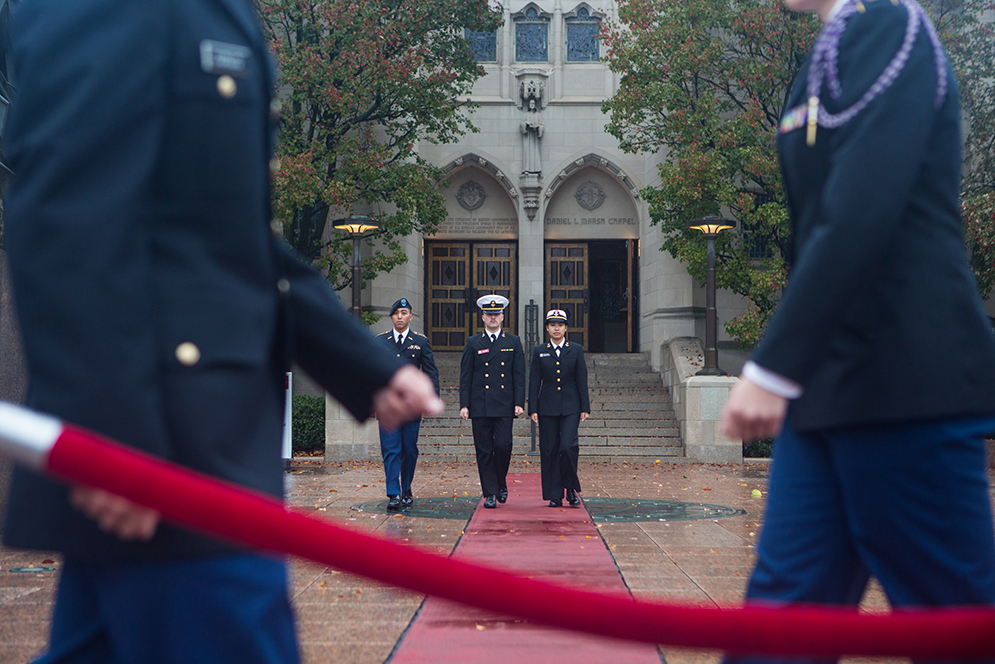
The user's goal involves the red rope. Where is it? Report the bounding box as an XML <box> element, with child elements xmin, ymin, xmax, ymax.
<box><xmin>48</xmin><ymin>425</ymin><xmax>995</xmax><ymax>659</ymax></box>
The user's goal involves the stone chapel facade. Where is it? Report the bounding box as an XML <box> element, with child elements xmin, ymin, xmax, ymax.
<box><xmin>358</xmin><ymin>0</ymin><xmax>753</xmax><ymax>372</ymax></box>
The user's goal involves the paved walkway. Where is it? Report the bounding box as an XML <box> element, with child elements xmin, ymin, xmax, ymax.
<box><xmin>390</xmin><ymin>473</ymin><xmax>661</xmax><ymax>664</ymax></box>
<box><xmin>0</xmin><ymin>458</ymin><xmax>909</xmax><ymax>664</ymax></box>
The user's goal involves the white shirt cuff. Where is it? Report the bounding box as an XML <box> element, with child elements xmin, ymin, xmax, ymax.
<box><xmin>742</xmin><ymin>361</ymin><xmax>804</xmax><ymax>399</ymax></box>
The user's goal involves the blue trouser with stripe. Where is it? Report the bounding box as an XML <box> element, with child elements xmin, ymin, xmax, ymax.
<box><xmin>379</xmin><ymin>419</ymin><xmax>420</xmax><ymax>496</ymax></box>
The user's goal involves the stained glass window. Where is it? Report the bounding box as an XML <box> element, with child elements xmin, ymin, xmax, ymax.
<box><xmin>465</xmin><ymin>29</ymin><xmax>497</xmax><ymax>62</ymax></box>
<box><xmin>515</xmin><ymin>8</ymin><xmax>549</xmax><ymax>62</ymax></box>
<box><xmin>566</xmin><ymin>8</ymin><xmax>599</xmax><ymax>62</ymax></box>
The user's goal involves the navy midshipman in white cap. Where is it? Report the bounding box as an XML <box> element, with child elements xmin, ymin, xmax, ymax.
<box><xmin>458</xmin><ymin>294</ymin><xmax>525</xmax><ymax>508</ymax></box>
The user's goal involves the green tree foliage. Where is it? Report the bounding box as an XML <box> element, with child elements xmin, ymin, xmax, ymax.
<box><xmin>259</xmin><ymin>0</ymin><xmax>501</xmax><ymax>289</ymax></box>
<box><xmin>928</xmin><ymin>0</ymin><xmax>995</xmax><ymax>300</ymax></box>
<box><xmin>604</xmin><ymin>0</ymin><xmax>995</xmax><ymax>344</ymax></box>
<box><xmin>929</xmin><ymin>0</ymin><xmax>995</xmax><ymax>198</ymax></box>
<box><xmin>602</xmin><ymin>0</ymin><xmax>819</xmax><ymax>347</ymax></box>
<box><xmin>963</xmin><ymin>192</ymin><xmax>995</xmax><ymax>299</ymax></box>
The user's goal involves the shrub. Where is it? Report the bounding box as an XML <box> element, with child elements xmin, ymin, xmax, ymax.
<box><xmin>743</xmin><ymin>436</ymin><xmax>774</xmax><ymax>459</ymax></box>
<box><xmin>292</xmin><ymin>394</ymin><xmax>325</xmax><ymax>455</ymax></box>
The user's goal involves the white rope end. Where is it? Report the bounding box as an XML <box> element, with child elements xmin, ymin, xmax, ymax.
<box><xmin>0</xmin><ymin>402</ymin><xmax>62</xmax><ymax>470</ymax></box>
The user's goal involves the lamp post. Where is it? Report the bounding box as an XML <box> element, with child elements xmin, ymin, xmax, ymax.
<box><xmin>332</xmin><ymin>214</ymin><xmax>379</xmax><ymax>320</ymax></box>
<box><xmin>686</xmin><ymin>215</ymin><xmax>735</xmax><ymax>376</ymax></box>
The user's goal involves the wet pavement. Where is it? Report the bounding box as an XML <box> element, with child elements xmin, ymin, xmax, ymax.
<box><xmin>0</xmin><ymin>458</ymin><xmax>911</xmax><ymax>663</ymax></box>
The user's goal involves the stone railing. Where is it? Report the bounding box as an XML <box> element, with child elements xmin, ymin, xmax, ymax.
<box><xmin>660</xmin><ymin>337</ymin><xmax>742</xmax><ymax>463</ymax></box>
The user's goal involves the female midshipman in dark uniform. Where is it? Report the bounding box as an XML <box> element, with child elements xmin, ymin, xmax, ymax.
<box><xmin>528</xmin><ymin>310</ymin><xmax>590</xmax><ymax>507</ymax></box>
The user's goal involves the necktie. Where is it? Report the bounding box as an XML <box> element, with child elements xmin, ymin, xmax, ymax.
<box><xmin>555</xmin><ymin>346</ymin><xmax>561</xmax><ymax>357</ymax></box>
<box><xmin>489</xmin><ymin>334</ymin><xmax>496</xmax><ymax>344</ymax></box>
<box><xmin>396</xmin><ymin>334</ymin><xmax>404</xmax><ymax>350</ymax></box>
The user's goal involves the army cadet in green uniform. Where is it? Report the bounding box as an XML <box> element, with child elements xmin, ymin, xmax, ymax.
<box><xmin>459</xmin><ymin>295</ymin><xmax>526</xmax><ymax>508</ymax></box>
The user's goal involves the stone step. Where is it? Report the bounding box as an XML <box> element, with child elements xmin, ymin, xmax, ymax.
<box><xmin>420</xmin><ymin>418</ymin><xmax>677</xmax><ymax>429</ymax></box>
<box><xmin>415</xmin><ymin>442</ymin><xmax>683</xmax><ymax>455</ymax></box>
<box><xmin>422</xmin><ymin>351</ymin><xmax>685</xmax><ymax>458</ymax></box>
<box><xmin>437</xmin><ymin>389</ymin><xmax>672</xmax><ymax>400</ymax></box>
<box><xmin>416</xmin><ymin>433</ymin><xmax>682</xmax><ymax>447</ymax></box>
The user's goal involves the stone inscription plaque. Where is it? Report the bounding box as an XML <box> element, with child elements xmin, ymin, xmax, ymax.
<box><xmin>545</xmin><ymin>216</ymin><xmax>637</xmax><ymax>226</ymax></box>
<box><xmin>438</xmin><ymin>216</ymin><xmax>517</xmax><ymax>236</ymax></box>
<box><xmin>544</xmin><ymin>167</ymin><xmax>639</xmax><ymax>240</ymax></box>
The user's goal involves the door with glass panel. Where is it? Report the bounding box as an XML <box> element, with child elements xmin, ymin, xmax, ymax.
<box><xmin>544</xmin><ymin>243</ymin><xmax>589</xmax><ymax>348</ymax></box>
<box><xmin>469</xmin><ymin>243</ymin><xmax>516</xmax><ymax>337</ymax></box>
<box><xmin>426</xmin><ymin>242</ymin><xmax>517</xmax><ymax>351</ymax></box>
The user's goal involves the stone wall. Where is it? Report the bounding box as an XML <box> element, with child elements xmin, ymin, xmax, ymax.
<box><xmin>324</xmin><ymin>394</ymin><xmax>380</xmax><ymax>462</ymax></box>
<box><xmin>661</xmin><ymin>336</ymin><xmax>742</xmax><ymax>463</ymax></box>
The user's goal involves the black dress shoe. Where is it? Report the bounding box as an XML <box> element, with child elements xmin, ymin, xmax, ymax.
<box><xmin>548</xmin><ymin>499</ymin><xmax>563</xmax><ymax>507</ymax></box>
<box><xmin>483</xmin><ymin>495</ymin><xmax>497</xmax><ymax>509</ymax></box>
<box><xmin>498</xmin><ymin>489</ymin><xmax>508</xmax><ymax>504</ymax></box>
<box><xmin>386</xmin><ymin>495</ymin><xmax>401</xmax><ymax>511</ymax></box>
<box><xmin>401</xmin><ymin>490</ymin><xmax>413</xmax><ymax>508</ymax></box>
<box><xmin>566</xmin><ymin>489</ymin><xmax>580</xmax><ymax>506</ymax></box>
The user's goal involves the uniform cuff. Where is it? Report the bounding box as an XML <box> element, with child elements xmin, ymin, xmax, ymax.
<box><xmin>742</xmin><ymin>361</ymin><xmax>804</xmax><ymax>399</ymax></box>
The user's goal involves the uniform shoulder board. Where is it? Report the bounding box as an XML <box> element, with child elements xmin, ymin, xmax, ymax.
<box><xmin>377</xmin><ymin>331</ymin><xmax>391</xmax><ymax>337</ymax></box>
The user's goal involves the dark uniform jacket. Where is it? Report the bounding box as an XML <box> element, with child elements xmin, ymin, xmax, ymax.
<box><xmin>1</xmin><ymin>0</ymin><xmax>401</xmax><ymax>561</ymax></box>
<box><xmin>459</xmin><ymin>331</ymin><xmax>526</xmax><ymax>418</ymax></box>
<box><xmin>528</xmin><ymin>341</ymin><xmax>591</xmax><ymax>417</ymax></box>
<box><xmin>377</xmin><ymin>329</ymin><xmax>440</xmax><ymax>396</ymax></box>
<box><xmin>755</xmin><ymin>0</ymin><xmax>995</xmax><ymax>431</ymax></box>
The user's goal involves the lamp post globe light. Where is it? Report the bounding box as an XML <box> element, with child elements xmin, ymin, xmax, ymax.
<box><xmin>686</xmin><ymin>215</ymin><xmax>736</xmax><ymax>376</ymax></box>
<box><xmin>331</xmin><ymin>214</ymin><xmax>379</xmax><ymax>320</ymax></box>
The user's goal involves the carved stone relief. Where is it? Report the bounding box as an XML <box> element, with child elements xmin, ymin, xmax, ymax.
<box><xmin>574</xmin><ymin>181</ymin><xmax>606</xmax><ymax>211</ymax></box>
<box><xmin>456</xmin><ymin>180</ymin><xmax>487</xmax><ymax>210</ymax></box>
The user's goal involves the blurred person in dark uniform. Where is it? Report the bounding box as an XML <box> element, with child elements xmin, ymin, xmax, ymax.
<box><xmin>528</xmin><ymin>310</ymin><xmax>589</xmax><ymax>507</ymax></box>
<box><xmin>721</xmin><ymin>0</ymin><xmax>995</xmax><ymax>650</ymax></box>
<box><xmin>0</xmin><ymin>0</ymin><xmax>442</xmax><ymax>662</ymax></box>
<box><xmin>459</xmin><ymin>295</ymin><xmax>526</xmax><ymax>508</ymax></box>
<box><xmin>376</xmin><ymin>298</ymin><xmax>439</xmax><ymax>511</ymax></box>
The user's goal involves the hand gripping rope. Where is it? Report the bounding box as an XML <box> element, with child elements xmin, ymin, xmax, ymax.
<box><xmin>2</xmin><ymin>401</ymin><xmax>995</xmax><ymax>659</ymax></box>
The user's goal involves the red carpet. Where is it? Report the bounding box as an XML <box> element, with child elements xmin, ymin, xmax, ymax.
<box><xmin>389</xmin><ymin>473</ymin><xmax>662</xmax><ymax>663</ymax></box>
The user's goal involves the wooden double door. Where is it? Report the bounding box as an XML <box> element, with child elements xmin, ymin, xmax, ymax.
<box><xmin>545</xmin><ymin>241</ymin><xmax>637</xmax><ymax>352</ymax></box>
<box><xmin>425</xmin><ymin>242</ymin><xmax>517</xmax><ymax>351</ymax></box>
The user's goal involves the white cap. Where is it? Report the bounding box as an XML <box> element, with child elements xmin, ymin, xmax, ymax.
<box><xmin>476</xmin><ymin>294</ymin><xmax>509</xmax><ymax>312</ymax></box>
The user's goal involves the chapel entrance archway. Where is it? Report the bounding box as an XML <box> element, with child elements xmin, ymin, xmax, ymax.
<box><xmin>543</xmin><ymin>163</ymin><xmax>640</xmax><ymax>352</ymax></box>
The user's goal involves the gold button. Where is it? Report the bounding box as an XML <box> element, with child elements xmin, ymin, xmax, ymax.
<box><xmin>270</xmin><ymin>219</ymin><xmax>282</xmax><ymax>235</ymax></box>
<box><xmin>485</xmin><ymin>374</ymin><xmax>489</xmax><ymax>378</ymax></box>
<box><xmin>501</xmin><ymin>374</ymin><xmax>505</xmax><ymax>378</ymax></box>
<box><xmin>277</xmin><ymin>278</ymin><xmax>290</xmax><ymax>294</ymax></box>
<box><xmin>557</xmin><ymin>378</ymin><xmax>561</xmax><ymax>382</ymax></box>
<box><xmin>557</xmin><ymin>387</ymin><xmax>561</xmax><ymax>391</ymax></box>
<box><xmin>501</xmin><ymin>385</ymin><xmax>504</xmax><ymax>389</ymax></box>
<box><xmin>217</xmin><ymin>75</ymin><xmax>237</xmax><ymax>98</ymax></box>
<box><xmin>269</xmin><ymin>157</ymin><xmax>281</xmax><ymax>175</ymax></box>
<box><xmin>501</xmin><ymin>362</ymin><xmax>505</xmax><ymax>366</ymax></box>
<box><xmin>269</xmin><ymin>99</ymin><xmax>282</xmax><ymax>120</ymax></box>
<box><xmin>556</xmin><ymin>361</ymin><xmax>560</xmax><ymax>366</ymax></box>
<box><xmin>485</xmin><ymin>385</ymin><xmax>490</xmax><ymax>389</ymax></box>
<box><xmin>175</xmin><ymin>342</ymin><xmax>201</xmax><ymax>366</ymax></box>
<box><xmin>556</xmin><ymin>369</ymin><xmax>560</xmax><ymax>373</ymax></box>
